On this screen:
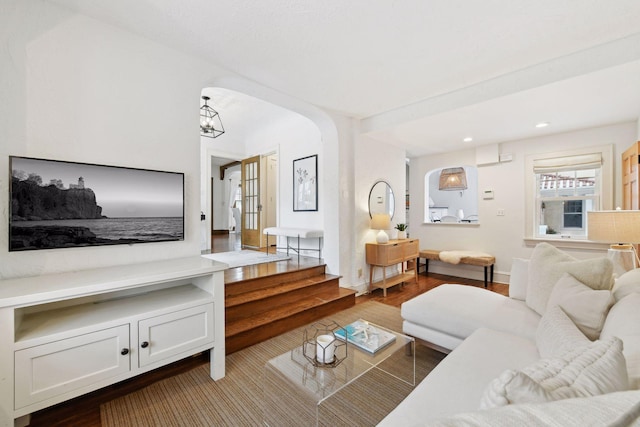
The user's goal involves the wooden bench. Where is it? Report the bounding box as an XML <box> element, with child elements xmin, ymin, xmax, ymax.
<box><xmin>263</xmin><ymin>227</ymin><xmax>323</xmax><ymax>261</ymax></box>
<box><xmin>419</xmin><ymin>249</ymin><xmax>495</xmax><ymax>288</ymax></box>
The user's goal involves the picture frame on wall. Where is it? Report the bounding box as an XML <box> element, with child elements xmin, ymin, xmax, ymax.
<box><xmin>293</xmin><ymin>154</ymin><xmax>318</xmax><ymax>211</ymax></box>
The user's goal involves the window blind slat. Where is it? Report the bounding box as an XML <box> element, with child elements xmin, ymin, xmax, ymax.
<box><xmin>533</xmin><ymin>153</ymin><xmax>602</xmax><ymax>173</ymax></box>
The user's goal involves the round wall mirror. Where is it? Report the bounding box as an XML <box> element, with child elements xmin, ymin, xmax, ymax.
<box><xmin>368</xmin><ymin>181</ymin><xmax>395</xmax><ymax>219</ymax></box>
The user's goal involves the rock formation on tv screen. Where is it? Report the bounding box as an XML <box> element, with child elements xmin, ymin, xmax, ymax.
<box><xmin>11</xmin><ymin>176</ymin><xmax>104</xmax><ymax>221</ymax></box>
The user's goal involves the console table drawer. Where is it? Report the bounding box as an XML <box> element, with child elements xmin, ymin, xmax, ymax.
<box><xmin>404</xmin><ymin>239</ymin><xmax>419</xmax><ymax>257</ymax></box>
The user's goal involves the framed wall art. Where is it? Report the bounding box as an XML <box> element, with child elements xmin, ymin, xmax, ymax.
<box><xmin>293</xmin><ymin>154</ymin><xmax>318</xmax><ymax>211</ymax></box>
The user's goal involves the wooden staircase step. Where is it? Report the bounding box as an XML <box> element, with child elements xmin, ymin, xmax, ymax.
<box><xmin>225</xmin><ymin>274</ymin><xmax>340</xmax><ymax>314</ymax></box>
<box><xmin>225</xmin><ymin>265</ymin><xmax>327</xmax><ymax>297</ymax></box>
<box><xmin>225</xmin><ymin>287</ymin><xmax>356</xmax><ymax>354</ymax></box>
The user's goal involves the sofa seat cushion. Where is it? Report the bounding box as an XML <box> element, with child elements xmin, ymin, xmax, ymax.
<box><xmin>401</xmin><ymin>284</ymin><xmax>540</xmax><ymax>346</ymax></box>
<box><xmin>378</xmin><ymin>328</ymin><xmax>540</xmax><ymax>426</ymax></box>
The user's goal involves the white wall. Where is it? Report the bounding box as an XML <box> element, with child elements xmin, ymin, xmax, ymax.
<box><xmin>409</xmin><ymin>121</ymin><xmax>638</xmax><ymax>284</ymax></box>
<box><xmin>2</xmin><ymin>0</ymin><xmax>356</xmax><ymax>281</ymax></box>
<box><xmin>1</xmin><ymin>0</ymin><xmax>225</xmax><ymax>278</ymax></box>
<box><xmin>351</xmin><ymin>134</ymin><xmax>407</xmax><ymax>293</ymax></box>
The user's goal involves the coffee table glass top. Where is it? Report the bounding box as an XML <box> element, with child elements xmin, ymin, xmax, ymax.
<box><xmin>263</xmin><ymin>321</ymin><xmax>415</xmax><ymax>426</ymax></box>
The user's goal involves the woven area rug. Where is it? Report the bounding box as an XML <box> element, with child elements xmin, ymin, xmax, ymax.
<box><xmin>201</xmin><ymin>250</ymin><xmax>291</xmax><ymax>268</ymax></box>
<box><xmin>100</xmin><ymin>301</ymin><xmax>446</xmax><ymax>427</ymax></box>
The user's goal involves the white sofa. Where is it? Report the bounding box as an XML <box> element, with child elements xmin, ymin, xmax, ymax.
<box><xmin>379</xmin><ymin>243</ymin><xmax>640</xmax><ymax>426</ymax></box>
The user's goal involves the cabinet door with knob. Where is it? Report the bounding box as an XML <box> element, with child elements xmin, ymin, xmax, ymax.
<box><xmin>14</xmin><ymin>325</ymin><xmax>130</xmax><ymax>409</ymax></box>
<box><xmin>138</xmin><ymin>304</ymin><xmax>214</xmax><ymax>368</ymax></box>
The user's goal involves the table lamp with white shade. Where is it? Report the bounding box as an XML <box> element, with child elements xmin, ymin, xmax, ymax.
<box><xmin>371</xmin><ymin>213</ymin><xmax>391</xmax><ymax>243</ymax></box>
<box><xmin>587</xmin><ymin>210</ymin><xmax>640</xmax><ymax>276</ymax></box>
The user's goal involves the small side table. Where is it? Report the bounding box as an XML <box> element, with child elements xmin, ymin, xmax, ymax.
<box><xmin>366</xmin><ymin>239</ymin><xmax>419</xmax><ymax>296</ymax></box>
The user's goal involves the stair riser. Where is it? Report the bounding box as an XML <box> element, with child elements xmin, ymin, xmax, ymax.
<box><xmin>225</xmin><ymin>265</ymin><xmax>327</xmax><ymax>297</ymax></box>
<box><xmin>226</xmin><ymin>279</ymin><xmax>340</xmax><ymax>322</ymax></box>
<box><xmin>225</xmin><ymin>295</ymin><xmax>356</xmax><ymax>354</ymax></box>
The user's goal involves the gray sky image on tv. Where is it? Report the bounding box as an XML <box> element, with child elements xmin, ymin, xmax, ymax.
<box><xmin>12</xmin><ymin>157</ymin><xmax>183</xmax><ymax>218</ymax></box>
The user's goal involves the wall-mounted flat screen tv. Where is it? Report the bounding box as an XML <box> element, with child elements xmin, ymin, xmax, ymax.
<box><xmin>10</xmin><ymin>156</ymin><xmax>184</xmax><ymax>251</ymax></box>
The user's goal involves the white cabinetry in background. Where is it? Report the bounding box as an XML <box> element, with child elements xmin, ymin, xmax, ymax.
<box><xmin>0</xmin><ymin>256</ymin><xmax>227</xmax><ymax>427</ymax></box>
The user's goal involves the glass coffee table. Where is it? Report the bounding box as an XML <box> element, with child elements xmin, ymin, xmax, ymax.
<box><xmin>263</xmin><ymin>321</ymin><xmax>415</xmax><ymax>426</ymax></box>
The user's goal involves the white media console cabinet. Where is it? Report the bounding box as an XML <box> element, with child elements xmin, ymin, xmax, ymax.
<box><xmin>0</xmin><ymin>256</ymin><xmax>227</xmax><ymax>427</ymax></box>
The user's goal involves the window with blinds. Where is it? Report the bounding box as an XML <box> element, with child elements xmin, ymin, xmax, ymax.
<box><xmin>534</xmin><ymin>153</ymin><xmax>602</xmax><ymax>239</ymax></box>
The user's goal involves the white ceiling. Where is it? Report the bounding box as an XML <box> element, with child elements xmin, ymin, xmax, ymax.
<box><xmin>50</xmin><ymin>0</ymin><xmax>640</xmax><ymax>156</ymax></box>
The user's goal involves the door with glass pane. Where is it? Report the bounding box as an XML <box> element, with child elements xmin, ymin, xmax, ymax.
<box><xmin>623</xmin><ymin>142</ymin><xmax>640</xmax><ymax>210</ymax></box>
<box><xmin>241</xmin><ymin>155</ymin><xmax>261</xmax><ymax>248</ymax></box>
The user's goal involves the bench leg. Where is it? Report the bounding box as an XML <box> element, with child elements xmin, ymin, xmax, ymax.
<box><xmin>484</xmin><ymin>266</ymin><xmax>488</xmax><ymax>288</ymax></box>
<box><xmin>266</xmin><ymin>233</ymin><xmax>270</xmax><ymax>256</ymax></box>
<box><xmin>483</xmin><ymin>265</ymin><xmax>495</xmax><ymax>288</ymax></box>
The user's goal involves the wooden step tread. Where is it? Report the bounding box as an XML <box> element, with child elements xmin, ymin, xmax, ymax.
<box><xmin>225</xmin><ymin>274</ymin><xmax>340</xmax><ymax>308</ymax></box>
<box><xmin>225</xmin><ymin>265</ymin><xmax>327</xmax><ymax>297</ymax></box>
<box><xmin>225</xmin><ymin>287</ymin><xmax>355</xmax><ymax>337</ymax></box>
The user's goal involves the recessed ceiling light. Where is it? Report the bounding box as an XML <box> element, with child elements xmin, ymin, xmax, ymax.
<box><xmin>463</xmin><ymin>137</ymin><xmax>473</xmax><ymax>142</ymax></box>
<box><xmin>535</xmin><ymin>122</ymin><xmax>549</xmax><ymax>128</ymax></box>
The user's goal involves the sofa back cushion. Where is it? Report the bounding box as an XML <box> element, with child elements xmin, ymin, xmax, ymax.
<box><xmin>601</xmin><ymin>292</ymin><xmax>640</xmax><ymax>390</ymax></box>
<box><xmin>612</xmin><ymin>269</ymin><xmax>640</xmax><ymax>302</ymax></box>
<box><xmin>509</xmin><ymin>258</ymin><xmax>529</xmax><ymax>301</ymax></box>
<box><xmin>526</xmin><ymin>243</ymin><xmax>613</xmax><ymax>315</ymax></box>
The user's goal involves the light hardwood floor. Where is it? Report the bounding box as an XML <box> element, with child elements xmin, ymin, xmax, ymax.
<box><xmin>28</xmin><ymin>234</ymin><xmax>507</xmax><ymax>426</ymax></box>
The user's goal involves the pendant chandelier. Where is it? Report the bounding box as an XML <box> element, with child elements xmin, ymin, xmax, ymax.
<box><xmin>438</xmin><ymin>167</ymin><xmax>468</xmax><ymax>191</ymax></box>
<box><xmin>200</xmin><ymin>96</ymin><xmax>225</xmax><ymax>138</ymax></box>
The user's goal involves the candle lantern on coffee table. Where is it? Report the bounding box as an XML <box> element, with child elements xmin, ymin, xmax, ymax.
<box><xmin>302</xmin><ymin>321</ymin><xmax>347</xmax><ymax>368</ymax></box>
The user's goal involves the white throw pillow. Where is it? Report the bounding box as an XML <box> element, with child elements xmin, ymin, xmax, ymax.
<box><xmin>508</xmin><ymin>258</ymin><xmax>529</xmax><ymax>301</ymax></box>
<box><xmin>601</xmin><ymin>292</ymin><xmax>640</xmax><ymax>389</ymax></box>
<box><xmin>523</xmin><ymin>336</ymin><xmax>628</xmax><ymax>398</ymax></box>
<box><xmin>479</xmin><ymin>370</ymin><xmax>552</xmax><ymax>409</ymax></box>
<box><xmin>536</xmin><ymin>305</ymin><xmax>590</xmax><ymax>359</ymax></box>
<box><xmin>546</xmin><ymin>273</ymin><xmax>615</xmax><ymax>340</ymax></box>
<box><xmin>435</xmin><ymin>391</ymin><xmax>640</xmax><ymax>427</ymax></box>
<box><xmin>480</xmin><ymin>337</ymin><xmax>628</xmax><ymax>409</ymax></box>
<box><xmin>526</xmin><ymin>243</ymin><xmax>613</xmax><ymax>315</ymax></box>
<box><xmin>612</xmin><ymin>268</ymin><xmax>640</xmax><ymax>302</ymax></box>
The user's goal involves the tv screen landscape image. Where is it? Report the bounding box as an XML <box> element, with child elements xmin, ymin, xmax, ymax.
<box><xmin>9</xmin><ymin>156</ymin><xmax>184</xmax><ymax>251</ymax></box>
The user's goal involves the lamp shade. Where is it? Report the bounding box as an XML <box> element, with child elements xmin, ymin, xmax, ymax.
<box><xmin>370</xmin><ymin>214</ymin><xmax>391</xmax><ymax>230</ymax></box>
<box><xmin>439</xmin><ymin>167</ymin><xmax>468</xmax><ymax>191</ymax></box>
<box><xmin>588</xmin><ymin>210</ymin><xmax>640</xmax><ymax>246</ymax></box>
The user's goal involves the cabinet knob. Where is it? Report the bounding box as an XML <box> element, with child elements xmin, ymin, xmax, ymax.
<box><xmin>141</xmin><ymin>341</ymin><xmax>149</xmax><ymax>348</ymax></box>
<box><xmin>121</xmin><ymin>348</ymin><xmax>129</xmax><ymax>356</ymax></box>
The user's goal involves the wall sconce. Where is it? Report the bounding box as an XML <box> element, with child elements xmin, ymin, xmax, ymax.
<box><xmin>200</xmin><ymin>96</ymin><xmax>225</xmax><ymax>138</ymax></box>
<box><xmin>439</xmin><ymin>167</ymin><xmax>468</xmax><ymax>191</ymax></box>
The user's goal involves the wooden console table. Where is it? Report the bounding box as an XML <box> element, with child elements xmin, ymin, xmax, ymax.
<box><xmin>366</xmin><ymin>239</ymin><xmax>419</xmax><ymax>296</ymax></box>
